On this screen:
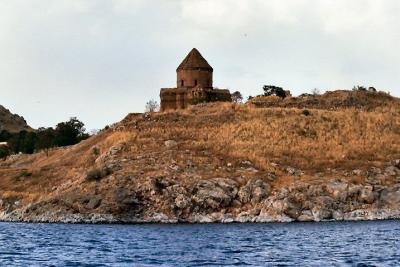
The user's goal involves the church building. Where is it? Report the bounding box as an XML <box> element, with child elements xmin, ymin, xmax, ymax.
<box><xmin>160</xmin><ymin>48</ymin><xmax>231</xmax><ymax>111</ymax></box>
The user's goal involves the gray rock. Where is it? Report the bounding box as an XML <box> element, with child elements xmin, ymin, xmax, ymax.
<box><xmin>312</xmin><ymin>207</ymin><xmax>332</xmax><ymax>221</ymax></box>
<box><xmin>164</xmin><ymin>140</ymin><xmax>177</xmax><ymax>148</ymax></box>
<box><xmin>297</xmin><ymin>210</ymin><xmax>314</xmax><ymax>222</ymax></box>
<box><xmin>236</xmin><ymin>212</ymin><xmax>252</xmax><ymax>223</ymax></box>
<box><xmin>385</xmin><ymin>166</ymin><xmax>399</xmax><ymax>176</ymax></box>
<box><xmin>348</xmin><ymin>184</ymin><xmax>363</xmax><ymax>197</ymax></box>
<box><xmin>359</xmin><ymin>185</ymin><xmax>375</xmax><ymax>204</ymax></box>
<box><xmin>326</xmin><ymin>181</ymin><xmax>348</xmax><ymax>201</ymax></box>
<box><xmin>332</xmin><ymin>210</ymin><xmax>344</xmax><ymax>221</ymax></box>
<box><xmin>191</xmin><ymin>214</ymin><xmax>214</xmax><ymax>223</ymax></box>
<box><xmin>238</xmin><ymin>178</ymin><xmax>270</xmax><ymax>204</ymax></box>
<box><xmin>192</xmin><ymin>178</ymin><xmax>238</xmax><ymax>210</ymax></box>
<box><xmin>174</xmin><ymin>194</ymin><xmax>189</xmax><ymax>209</ymax></box>
<box><xmin>380</xmin><ymin>190</ymin><xmax>400</xmax><ymax>205</ymax></box>
<box><xmin>393</xmin><ymin>159</ymin><xmax>400</xmax><ymax>169</ymax></box>
<box><xmin>86</xmin><ymin>197</ymin><xmax>102</xmax><ymax>210</ymax></box>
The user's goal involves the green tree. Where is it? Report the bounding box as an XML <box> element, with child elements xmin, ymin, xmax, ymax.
<box><xmin>35</xmin><ymin>127</ymin><xmax>56</xmax><ymax>156</ymax></box>
<box><xmin>145</xmin><ymin>99</ymin><xmax>159</xmax><ymax>112</ymax></box>
<box><xmin>0</xmin><ymin>145</ymin><xmax>10</xmax><ymax>160</ymax></box>
<box><xmin>7</xmin><ymin>131</ymin><xmax>37</xmax><ymax>154</ymax></box>
<box><xmin>21</xmin><ymin>131</ymin><xmax>38</xmax><ymax>154</ymax></box>
<box><xmin>0</xmin><ymin>130</ymin><xmax>12</xmax><ymax>142</ymax></box>
<box><xmin>53</xmin><ymin>117</ymin><xmax>89</xmax><ymax>147</ymax></box>
<box><xmin>231</xmin><ymin>91</ymin><xmax>243</xmax><ymax>103</ymax></box>
<box><xmin>263</xmin><ymin>85</ymin><xmax>287</xmax><ymax>98</ymax></box>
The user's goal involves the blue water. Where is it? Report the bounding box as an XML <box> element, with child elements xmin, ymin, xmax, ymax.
<box><xmin>0</xmin><ymin>221</ymin><xmax>399</xmax><ymax>266</ymax></box>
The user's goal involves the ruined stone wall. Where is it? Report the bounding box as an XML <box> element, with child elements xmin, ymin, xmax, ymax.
<box><xmin>177</xmin><ymin>69</ymin><xmax>213</xmax><ymax>88</ymax></box>
<box><xmin>160</xmin><ymin>87</ymin><xmax>232</xmax><ymax>112</ymax></box>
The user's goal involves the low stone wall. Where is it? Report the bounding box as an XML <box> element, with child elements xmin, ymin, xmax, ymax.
<box><xmin>160</xmin><ymin>87</ymin><xmax>232</xmax><ymax>111</ymax></box>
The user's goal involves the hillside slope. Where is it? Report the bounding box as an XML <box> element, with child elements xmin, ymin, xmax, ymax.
<box><xmin>0</xmin><ymin>90</ymin><xmax>399</xmax><ymax>223</ymax></box>
<box><xmin>0</xmin><ymin>105</ymin><xmax>32</xmax><ymax>133</ymax></box>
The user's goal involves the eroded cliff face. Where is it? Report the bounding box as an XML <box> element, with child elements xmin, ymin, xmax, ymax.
<box><xmin>0</xmin><ymin>105</ymin><xmax>32</xmax><ymax>133</ymax></box>
<box><xmin>0</xmin><ymin>96</ymin><xmax>399</xmax><ymax>223</ymax></box>
<box><xmin>1</xmin><ymin>152</ymin><xmax>399</xmax><ymax>223</ymax></box>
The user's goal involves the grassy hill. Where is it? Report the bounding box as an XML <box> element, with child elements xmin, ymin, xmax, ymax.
<box><xmin>0</xmin><ymin>90</ymin><xmax>399</xmax><ymax>223</ymax></box>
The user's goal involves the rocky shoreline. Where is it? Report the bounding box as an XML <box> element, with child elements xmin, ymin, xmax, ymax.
<box><xmin>1</xmin><ymin>208</ymin><xmax>400</xmax><ymax>225</ymax></box>
<box><xmin>1</xmin><ymin>160</ymin><xmax>399</xmax><ymax>225</ymax></box>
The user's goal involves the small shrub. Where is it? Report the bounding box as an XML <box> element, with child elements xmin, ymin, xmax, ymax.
<box><xmin>352</xmin><ymin>85</ymin><xmax>367</xmax><ymax>91</ymax></box>
<box><xmin>92</xmin><ymin>147</ymin><xmax>100</xmax><ymax>156</ymax></box>
<box><xmin>263</xmin><ymin>85</ymin><xmax>287</xmax><ymax>98</ymax></box>
<box><xmin>311</xmin><ymin>88</ymin><xmax>321</xmax><ymax>96</ymax></box>
<box><xmin>0</xmin><ymin>146</ymin><xmax>10</xmax><ymax>160</ymax></box>
<box><xmin>231</xmin><ymin>91</ymin><xmax>243</xmax><ymax>103</ymax></box>
<box><xmin>302</xmin><ymin>110</ymin><xmax>311</xmax><ymax>116</ymax></box>
<box><xmin>15</xmin><ymin>170</ymin><xmax>33</xmax><ymax>181</ymax></box>
<box><xmin>145</xmin><ymin>99</ymin><xmax>160</xmax><ymax>113</ymax></box>
<box><xmin>85</xmin><ymin>167</ymin><xmax>112</xmax><ymax>181</ymax></box>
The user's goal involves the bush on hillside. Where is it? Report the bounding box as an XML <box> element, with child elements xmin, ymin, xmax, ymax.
<box><xmin>231</xmin><ymin>91</ymin><xmax>243</xmax><ymax>103</ymax></box>
<box><xmin>53</xmin><ymin>117</ymin><xmax>89</xmax><ymax>147</ymax></box>
<box><xmin>0</xmin><ymin>117</ymin><xmax>89</xmax><ymax>156</ymax></box>
<box><xmin>263</xmin><ymin>85</ymin><xmax>287</xmax><ymax>98</ymax></box>
<box><xmin>145</xmin><ymin>99</ymin><xmax>160</xmax><ymax>113</ymax></box>
<box><xmin>0</xmin><ymin>146</ymin><xmax>10</xmax><ymax>160</ymax></box>
<box><xmin>85</xmin><ymin>167</ymin><xmax>112</xmax><ymax>181</ymax></box>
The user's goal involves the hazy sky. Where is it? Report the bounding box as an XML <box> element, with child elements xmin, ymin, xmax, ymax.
<box><xmin>1</xmin><ymin>0</ymin><xmax>399</xmax><ymax>130</ymax></box>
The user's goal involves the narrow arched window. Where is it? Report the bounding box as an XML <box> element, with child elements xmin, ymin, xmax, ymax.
<box><xmin>181</xmin><ymin>80</ymin><xmax>184</xmax><ymax>86</ymax></box>
<box><xmin>194</xmin><ymin>80</ymin><xmax>198</xmax><ymax>86</ymax></box>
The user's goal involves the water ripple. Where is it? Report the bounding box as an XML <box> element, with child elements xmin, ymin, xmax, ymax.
<box><xmin>0</xmin><ymin>221</ymin><xmax>399</xmax><ymax>266</ymax></box>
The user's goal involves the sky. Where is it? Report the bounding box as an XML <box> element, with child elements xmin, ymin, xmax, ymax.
<box><xmin>0</xmin><ymin>0</ymin><xmax>399</xmax><ymax>131</ymax></box>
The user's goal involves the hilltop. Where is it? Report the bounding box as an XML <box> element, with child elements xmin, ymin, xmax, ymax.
<box><xmin>0</xmin><ymin>90</ymin><xmax>399</xmax><ymax>223</ymax></box>
<box><xmin>0</xmin><ymin>105</ymin><xmax>33</xmax><ymax>133</ymax></box>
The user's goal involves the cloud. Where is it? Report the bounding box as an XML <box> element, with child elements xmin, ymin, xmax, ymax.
<box><xmin>0</xmin><ymin>0</ymin><xmax>399</xmax><ymax>130</ymax></box>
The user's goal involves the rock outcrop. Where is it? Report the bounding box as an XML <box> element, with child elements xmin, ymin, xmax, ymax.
<box><xmin>0</xmin><ymin>105</ymin><xmax>32</xmax><ymax>133</ymax></box>
<box><xmin>1</xmin><ymin>160</ymin><xmax>400</xmax><ymax>224</ymax></box>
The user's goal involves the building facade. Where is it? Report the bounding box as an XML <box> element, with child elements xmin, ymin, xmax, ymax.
<box><xmin>160</xmin><ymin>48</ymin><xmax>231</xmax><ymax>111</ymax></box>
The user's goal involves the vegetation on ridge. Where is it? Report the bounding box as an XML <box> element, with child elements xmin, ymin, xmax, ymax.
<box><xmin>0</xmin><ymin>89</ymin><xmax>398</xmax><ymax>222</ymax></box>
<box><xmin>0</xmin><ymin>117</ymin><xmax>89</xmax><ymax>159</ymax></box>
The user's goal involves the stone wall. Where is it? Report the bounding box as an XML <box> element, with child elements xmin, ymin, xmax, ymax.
<box><xmin>160</xmin><ymin>87</ymin><xmax>232</xmax><ymax>112</ymax></box>
<box><xmin>177</xmin><ymin>69</ymin><xmax>213</xmax><ymax>88</ymax></box>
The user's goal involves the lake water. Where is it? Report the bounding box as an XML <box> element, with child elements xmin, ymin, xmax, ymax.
<box><xmin>0</xmin><ymin>220</ymin><xmax>399</xmax><ymax>266</ymax></box>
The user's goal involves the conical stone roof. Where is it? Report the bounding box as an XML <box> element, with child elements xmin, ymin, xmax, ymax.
<box><xmin>177</xmin><ymin>48</ymin><xmax>213</xmax><ymax>71</ymax></box>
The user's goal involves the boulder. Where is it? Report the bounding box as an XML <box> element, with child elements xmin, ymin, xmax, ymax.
<box><xmin>86</xmin><ymin>197</ymin><xmax>102</xmax><ymax>210</ymax></box>
<box><xmin>358</xmin><ymin>185</ymin><xmax>375</xmax><ymax>204</ymax></box>
<box><xmin>297</xmin><ymin>210</ymin><xmax>314</xmax><ymax>222</ymax></box>
<box><xmin>332</xmin><ymin>210</ymin><xmax>344</xmax><ymax>221</ymax></box>
<box><xmin>192</xmin><ymin>178</ymin><xmax>238</xmax><ymax>210</ymax></box>
<box><xmin>325</xmin><ymin>181</ymin><xmax>348</xmax><ymax>201</ymax></box>
<box><xmin>385</xmin><ymin>166</ymin><xmax>399</xmax><ymax>176</ymax></box>
<box><xmin>174</xmin><ymin>194</ymin><xmax>190</xmax><ymax>209</ymax></box>
<box><xmin>352</xmin><ymin>169</ymin><xmax>363</xmax><ymax>176</ymax></box>
<box><xmin>236</xmin><ymin>211</ymin><xmax>252</xmax><ymax>223</ymax></box>
<box><xmin>164</xmin><ymin>140</ymin><xmax>177</xmax><ymax>148</ymax></box>
<box><xmin>393</xmin><ymin>159</ymin><xmax>400</xmax><ymax>169</ymax></box>
<box><xmin>379</xmin><ymin>190</ymin><xmax>400</xmax><ymax>205</ymax></box>
<box><xmin>314</xmin><ymin>196</ymin><xmax>335</xmax><ymax>209</ymax></box>
<box><xmin>238</xmin><ymin>178</ymin><xmax>270</xmax><ymax>204</ymax></box>
<box><xmin>348</xmin><ymin>184</ymin><xmax>363</xmax><ymax>198</ymax></box>
<box><xmin>190</xmin><ymin>214</ymin><xmax>214</xmax><ymax>223</ymax></box>
<box><xmin>312</xmin><ymin>207</ymin><xmax>332</xmax><ymax>221</ymax></box>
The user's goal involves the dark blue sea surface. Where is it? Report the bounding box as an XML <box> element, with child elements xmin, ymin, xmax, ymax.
<box><xmin>0</xmin><ymin>220</ymin><xmax>399</xmax><ymax>266</ymax></box>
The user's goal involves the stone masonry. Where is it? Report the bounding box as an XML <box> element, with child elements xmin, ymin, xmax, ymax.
<box><xmin>160</xmin><ymin>48</ymin><xmax>231</xmax><ymax>111</ymax></box>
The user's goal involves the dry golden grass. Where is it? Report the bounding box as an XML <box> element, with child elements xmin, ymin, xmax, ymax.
<box><xmin>0</xmin><ymin>90</ymin><xmax>399</xmax><ymax>199</ymax></box>
<box><xmin>134</xmin><ymin>90</ymin><xmax>400</xmax><ymax>171</ymax></box>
